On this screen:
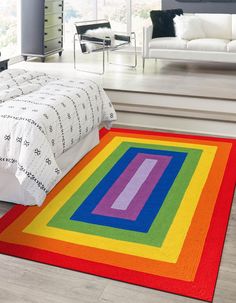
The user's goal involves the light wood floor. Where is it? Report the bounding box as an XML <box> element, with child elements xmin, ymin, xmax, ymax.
<box><xmin>1</xmin><ymin>52</ymin><xmax>235</xmax><ymax>302</ymax></box>
<box><xmin>0</xmin><ymin>189</ymin><xmax>235</xmax><ymax>303</ymax></box>
<box><xmin>13</xmin><ymin>50</ymin><xmax>236</xmax><ymax>100</ymax></box>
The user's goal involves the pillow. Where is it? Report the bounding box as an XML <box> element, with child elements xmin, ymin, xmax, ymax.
<box><xmin>83</xmin><ymin>27</ymin><xmax>115</xmax><ymax>52</ymax></box>
<box><xmin>174</xmin><ymin>15</ymin><xmax>206</xmax><ymax>40</ymax></box>
<box><xmin>85</xmin><ymin>27</ymin><xmax>114</xmax><ymax>41</ymax></box>
<box><xmin>150</xmin><ymin>9</ymin><xmax>183</xmax><ymax>39</ymax></box>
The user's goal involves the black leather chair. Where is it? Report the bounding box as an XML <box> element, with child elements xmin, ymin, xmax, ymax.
<box><xmin>74</xmin><ymin>19</ymin><xmax>137</xmax><ymax>74</ymax></box>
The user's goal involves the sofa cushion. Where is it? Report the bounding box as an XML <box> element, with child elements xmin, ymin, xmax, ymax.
<box><xmin>174</xmin><ymin>15</ymin><xmax>206</xmax><ymax>40</ymax></box>
<box><xmin>150</xmin><ymin>9</ymin><xmax>183</xmax><ymax>39</ymax></box>
<box><xmin>187</xmin><ymin>39</ymin><xmax>229</xmax><ymax>52</ymax></box>
<box><xmin>227</xmin><ymin>41</ymin><xmax>236</xmax><ymax>52</ymax></box>
<box><xmin>149</xmin><ymin>37</ymin><xmax>187</xmax><ymax>50</ymax></box>
<box><xmin>195</xmin><ymin>14</ymin><xmax>232</xmax><ymax>40</ymax></box>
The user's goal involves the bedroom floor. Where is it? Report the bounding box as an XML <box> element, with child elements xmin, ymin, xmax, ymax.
<box><xmin>0</xmin><ymin>52</ymin><xmax>235</xmax><ymax>302</ymax></box>
<box><xmin>0</xmin><ymin>185</ymin><xmax>235</xmax><ymax>303</ymax></box>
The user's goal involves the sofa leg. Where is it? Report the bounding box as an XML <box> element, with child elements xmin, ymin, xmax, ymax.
<box><xmin>142</xmin><ymin>58</ymin><xmax>145</xmax><ymax>71</ymax></box>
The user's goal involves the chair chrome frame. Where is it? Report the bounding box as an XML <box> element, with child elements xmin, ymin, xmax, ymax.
<box><xmin>108</xmin><ymin>32</ymin><xmax>137</xmax><ymax>68</ymax></box>
<box><xmin>73</xmin><ymin>19</ymin><xmax>137</xmax><ymax>74</ymax></box>
<box><xmin>73</xmin><ymin>33</ymin><xmax>108</xmax><ymax>75</ymax></box>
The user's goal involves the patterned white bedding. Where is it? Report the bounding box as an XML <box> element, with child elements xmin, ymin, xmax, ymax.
<box><xmin>0</xmin><ymin>69</ymin><xmax>116</xmax><ymax>206</ymax></box>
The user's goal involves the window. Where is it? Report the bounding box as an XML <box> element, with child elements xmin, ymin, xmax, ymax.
<box><xmin>0</xmin><ymin>0</ymin><xmax>18</xmax><ymax>58</ymax></box>
<box><xmin>64</xmin><ymin>0</ymin><xmax>97</xmax><ymax>49</ymax></box>
<box><xmin>132</xmin><ymin>0</ymin><xmax>161</xmax><ymax>46</ymax></box>
<box><xmin>64</xmin><ymin>0</ymin><xmax>162</xmax><ymax>49</ymax></box>
<box><xmin>97</xmin><ymin>0</ymin><xmax>127</xmax><ymax>33</ymax></box>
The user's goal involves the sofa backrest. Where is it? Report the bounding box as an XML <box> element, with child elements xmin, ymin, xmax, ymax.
<box><xmin>195</xmin><ymin>14</ymin><xmax>232</xmax><ymax>40</ymax></box>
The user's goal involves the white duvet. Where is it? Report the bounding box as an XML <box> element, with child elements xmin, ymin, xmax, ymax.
<box><xmin>0</xmin><ymin>69</ymin><xmax>116</xmax><ymax>205</ymax></box>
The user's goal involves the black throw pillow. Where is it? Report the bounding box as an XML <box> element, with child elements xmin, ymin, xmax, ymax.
<box><xmin>150</xmin><ymin>9</ymin><xmax>183</xmax><ymax>39</ymax></box>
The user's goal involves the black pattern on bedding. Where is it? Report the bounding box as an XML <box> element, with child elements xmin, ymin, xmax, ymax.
<box><xmin>0</xmin><ymin>69</ymin><xmax>116</xmax><ymax>205</ymax></box>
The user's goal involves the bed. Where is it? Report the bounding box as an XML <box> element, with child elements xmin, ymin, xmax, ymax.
<box><xmin>0</xmin><ymin>69</ymin><xmax>116</xmax><ymax>206</ymax></box>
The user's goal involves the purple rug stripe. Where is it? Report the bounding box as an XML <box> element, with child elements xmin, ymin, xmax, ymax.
<box><xmin>111</xmin><ymin>159</ymin><xmax>158</xmax><ymax>211</ymax></box>
<box><xmin>92</xmin><ymin>153</ymin><xmax>172</xmax><ymax>221</ymax></box>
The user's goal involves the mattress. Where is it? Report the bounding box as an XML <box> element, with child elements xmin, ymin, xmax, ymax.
<box><xmin>0</xmin><ymin>128</ymin><xmax>99</xmax><ymax>206</ymax></box>
<box><xmin>0</xmin><ymin>69</ymin><xmax>116</xmax><ymax>205</ymax></box>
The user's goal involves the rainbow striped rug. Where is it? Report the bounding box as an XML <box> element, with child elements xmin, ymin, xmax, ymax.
<box><xmin>0</xmin><ymin>128</ymin><xmax>236</xmax><ymax>302</ymax></box>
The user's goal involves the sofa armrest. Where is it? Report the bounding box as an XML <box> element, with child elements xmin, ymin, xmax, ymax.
<box><xmin>143</xmin><ymin>24</ymin><xmax>153</xmax><ymax>58</ymax></box>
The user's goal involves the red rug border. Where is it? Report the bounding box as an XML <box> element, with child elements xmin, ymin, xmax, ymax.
<box><xmin>103</xmin><ymin>127</ymin><xmax>236</xmax><ymax>144</ymax></box>
<box><xmin>0</xmin><ymin>128</ymin><xmax>236</xmax><ymax>302</ymax></box>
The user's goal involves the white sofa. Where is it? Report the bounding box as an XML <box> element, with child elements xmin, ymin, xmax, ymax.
<box><xmin>143</xmin><ymin>14</ymin><xmax>236</xmax><ymax>68</ymax></box>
